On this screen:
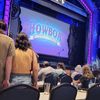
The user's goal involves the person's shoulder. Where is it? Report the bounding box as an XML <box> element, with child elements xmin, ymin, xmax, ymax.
<box><xmin>5</xmin><ymin>35</ymin><xmax>13</xmax><ymax>41</ymax></box>
<box><xmin>27</xmin><ymin>48</ymin><xmax>33</xmax><ymax>53</ymax></box>
<box><xmin>49</xmin><ymin>66</ymin><xmax>55</xmax><ymax>70</ymax></box>
<box><xmin>28</xmin><ymin>48</ymin><xmax>37</xmax><ymax>55</ymax></box>
<box><xmin>27</xmin><ymin>48</ymin><xmax>34</xmax><ymax>56</ymax></box>
<box><xmin>1</xmin><ymin>34</ymin><xmax>14</xmax><ymax>42</ymax></box>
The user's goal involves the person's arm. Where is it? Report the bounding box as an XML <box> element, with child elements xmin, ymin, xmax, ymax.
<box><xmin>32</xmin><ymin>52</ymin><xmax>39</xmax><ymax>88</ymax></box>
<box><xmin>2</xmin><ymin>40</ymin><xmax>15</xmax><ymax>88</ymax></box>
<box><xmin>2</xmin><ymin>56</ymin><xmax>13</xmax><ymax>88</ymax></box>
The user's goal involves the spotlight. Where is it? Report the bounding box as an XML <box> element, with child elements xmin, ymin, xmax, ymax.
<box><xmin>51</xmin><ymin>0</ymin><xmax>65</xmax><ymax>4</ymax></box>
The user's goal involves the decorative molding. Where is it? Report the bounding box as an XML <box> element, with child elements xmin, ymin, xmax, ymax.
<box><xmin>4</xmin><ymin>0</ymin><xmax>11</xmax><ymax>27</ymax></box>
<box><xmin>79</xmin><ymin>0</ymin><xmax>98</xmax><ymax>64</ymax></box>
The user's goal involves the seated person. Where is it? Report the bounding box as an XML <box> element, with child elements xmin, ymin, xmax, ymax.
<box><xmin>72</xmin><ymin>74</ymin><xmax>82</xmax><ymax>89</ymax></box>
<box><xmin>54</xmin><ymin>63</ymin><xmax>72</xmax><ymax>84</ymax></box>
<box><xmin>54</xmin><ymin>62</ymin><xmax>66</xmax><ymax>77</ymax></box>
<box><xmin>71</xmin><ymin>65</ymin><xmax>82</xmax><ymax>79</ymax></box>
<box><xmin>92</xmin><ymin>70</ymin><xmax>100</xmax><ymax>83</ymax></box>
<box><xmin>65</xmin><ymin>67</ymin><xmax>72</xmax><ymax>76</ymax></box>
<box><xmin>80</xmin><ymin>64</ymin><xmax>94</xmax><ymax>89</ymax></box>
<box><xmin>38</xmin><ymin>61</ymin><xmax>55</xmax><ymax>80</ymax></box>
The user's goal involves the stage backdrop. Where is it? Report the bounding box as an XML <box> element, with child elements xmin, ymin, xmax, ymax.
<box><xmin>20</xmin><ymin>7</ymin><xmax>70</xmax><ymax>58</ymax></box>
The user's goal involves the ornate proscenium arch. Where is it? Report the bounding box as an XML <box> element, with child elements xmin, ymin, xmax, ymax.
<box><xmin>3</xmin><ymin>0</ymin><xmax>97</xmax><ymax>65</ymax></box>
<box><xmin>79</xmin><ymin>0</ymin><xmax>93</xmax><ymax>64</ymax></box>
<box><xmin>4</xmin><ymin>0</ymin><xmax>11</xmax><ymax>30</ymax></box>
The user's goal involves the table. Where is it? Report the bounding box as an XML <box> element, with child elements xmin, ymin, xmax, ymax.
<box><xmin>39</xmin><ymin>90</ymin><xmax>87</xmax><ymax>100</ymax></box>
<box><xmin>76</xmin><ymin>90</ymin><xmax>87</xmax><ymax>100</ymax></box>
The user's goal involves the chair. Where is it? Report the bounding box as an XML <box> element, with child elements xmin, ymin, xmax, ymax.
<box><xmin>86</xmin><ymin>83</ymin><xmax>100</xmax><ymax>100</ymax></box>
<box><xmin>49</xmin><ymin>83</ymin><xmax>77</xmax><ymax>100</ymax></box>
<box><xmin>74</xmin><ymin>74</ymin><xmax>82</xmax><ymax>81</ymax></box>
<box><xmin>0</xmin><ymin>84</ymin><xmax>40</xmax><ymax>100</ymax></box>
<box><xmin>60</xmin><ymin>74</ymin><xmax>72</xmax><ymax>84</ymax></box>
<box><xmin>80</xmin><ymin>76</ymin><xmax>90</xmax><ymax>89</ymax></box>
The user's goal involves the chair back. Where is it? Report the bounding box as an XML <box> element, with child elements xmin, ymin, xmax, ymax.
<box><xmin>49</xmin><ymin>83</ymin><xmax>77</xmax><ymax>100</ymax></box>
<box><xmin>60</xmin><ymin>74</ymin><xmax>72</xmax><ymax>84</ymax></box>
<box><xmin>0</xmin><ymin>84</ymin><xmax>40</xmax><ymax>100</ymax></box>
<box><xmin>86</xmin><ymin>84</ymin><xmax>100</xmax><ymax>100</ymax></box>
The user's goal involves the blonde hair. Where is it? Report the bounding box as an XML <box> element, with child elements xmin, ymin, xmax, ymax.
<box><xmin>82</xmin><ymin>64</ymin><xmax>94</xmax><ymax>79</ymax></box>
<box><xmin>75</xmin><ymin>65</ymin><xmax>82</xmax><ymax>73</ymax></box>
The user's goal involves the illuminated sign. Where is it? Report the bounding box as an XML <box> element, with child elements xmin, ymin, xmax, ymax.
<box><xmin>29</xmin><ymin>23</ymin><xmax>61</xmax><ymax>46</ymax></box>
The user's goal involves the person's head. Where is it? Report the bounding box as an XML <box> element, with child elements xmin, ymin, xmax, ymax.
<box><xmin>65</xmin><ymin>67</ymin><xmax>71</xmax><ymax>76</ymax></box>
<box><xmin>43</xmin><ymin>61</ymin><xmax>50</xmax><ymax>67</ymax></box>
<box><xmin>74</xmin><ymin>74</ymin><xmax>82</xmax><ymax>81</ymax></box>
<box><xmin>57</xmin><ymin>62</ymin><xmax>65</xmax><ymax>70</ymax></box>
<box><xmin>82</xmin><ymin>64</ymin><xmax>91</xmax><ymax>74</ymax></box>
<box><xmin>75</xmin><ymin>65</ymin><xmax>82</xmax><ymax>73</ymax></box>
<box><xmin>15</xmin><ymin>32</ymin><xmax>30</xmax><ymax>51</ymax></box>
<box><xmin>82</xmin><ymin>64</ymin><xmax>94</xmax><ymax>79</ymax></box>
<box><xmin>0</xmin><ymin>20</ymin><xmax>6</xmax><ymax>34</ymax></box>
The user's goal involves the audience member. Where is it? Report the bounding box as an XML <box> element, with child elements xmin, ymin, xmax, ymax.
<box><xmin>71</xmin><ymin>65</ymin><xmax>82</xmax><ymax>79</ymax></box>
<box><xmin>55</xmin><ymin>62</ymin><xmax>66</xmax><ymax>77</ymax></box>
<box><xmin>82</xmin><ymin>64</ymin><xmax>94</xmax><ymax>79</ymax></box>
<box><xmin>0</xmin><ymin>20</ymin><xmax>15</xmax><ymax>90</ymax></box>
<box><xmin>11</xmin><ymin>32</ymin><xmax>39</xmax><ymax>88</ymax></box>
<box><xmin>80</xmin><ymin>64</ymin><xmax>94</xmax><ymax>89</ymax></box>
<box><xmin>72</xmin><ymin>74</ymin><xmax>82</xmax><ymax>89</ymax></box>
<box><xmin>38</xmin><ymin>61</ymin><xmax>55</xmax><ymax>80</ymax></box>
<box><xmin>65</xmin><ymin>67</ymin><xmax>71</xmax><ymax>76</ymax></box>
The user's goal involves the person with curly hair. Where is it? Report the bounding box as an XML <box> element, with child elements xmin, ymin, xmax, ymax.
<box><xmin>81</xmin><ymin>64</ymin><xmax>94</xmax><ymax>89</ymax></box>
<box><xmin>82</xmin><ymin>64</ymin><xmax>94</xmax><ymax>79</ymax></box>
<box><xmin>11</xmin><ymin>32</ymin><xmax>39</xmax><ymax>88</ymax></box>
